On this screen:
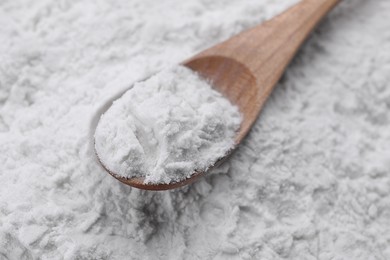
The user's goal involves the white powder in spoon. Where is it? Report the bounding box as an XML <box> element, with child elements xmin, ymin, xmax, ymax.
<box><xmin>94</xmin><ymin>66</ymin><xmax>241</xmax><ymax>184</ymax></box>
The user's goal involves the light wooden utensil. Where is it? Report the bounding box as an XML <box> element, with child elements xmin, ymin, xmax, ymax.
<box><xmin>96</xmin><ymin>0</ymin><xmax>340</xmax><ymax>190</ymax></box>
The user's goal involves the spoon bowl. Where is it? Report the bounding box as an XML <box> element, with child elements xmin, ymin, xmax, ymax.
<box><xmin>96</xmin><ymin>0</ymin><xmax>340</xmax><ymax>190</ymax></box>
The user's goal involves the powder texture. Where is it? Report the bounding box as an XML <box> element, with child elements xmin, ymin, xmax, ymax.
<box><xmin>1</xmin><ymin>0</ymin><xmax>390</xmax><ymax>259</ymax></box>
<box><xmin>94</xmin><ymin>66</ymin><xmax>241</xmax><ymax>184</ymax></box>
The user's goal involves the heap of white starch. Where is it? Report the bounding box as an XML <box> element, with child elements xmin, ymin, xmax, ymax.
<box><xmin>94</xmin><ymin>66</ymin><xmax>242</xmax><ymax>184</ymax></box>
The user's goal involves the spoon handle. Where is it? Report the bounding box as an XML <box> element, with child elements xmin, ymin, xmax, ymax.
<box><xmin>246</xmin><ymin>0</ymin><xmax>341</xmax><ymax>91</ymax></box>
<box><xmin>195</xmin><ymin>0</ymin><xmax>341</xmax><ymax>93</ymax></box>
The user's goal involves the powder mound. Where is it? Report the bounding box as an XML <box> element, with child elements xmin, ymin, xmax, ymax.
<box><xmin>94</xmin><ymin>66</ymin><xmax>242</xmax><ymax>184</ymax></box>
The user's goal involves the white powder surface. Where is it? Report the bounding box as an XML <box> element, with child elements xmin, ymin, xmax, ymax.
<box><xmin>1</xmin><ymin>0</ymin><xmax>390</xmax><ymax>259</ymax></box>
<box><xmin>94</xmin><ymin>66</ymin><xmax>241</xmax><ymax>184</ymax></box>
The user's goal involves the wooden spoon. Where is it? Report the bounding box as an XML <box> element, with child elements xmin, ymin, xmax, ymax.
<box><xmin>96</xmin><ymin>0</ymin><xmax>340</xmax><ymax>190</ymax></box>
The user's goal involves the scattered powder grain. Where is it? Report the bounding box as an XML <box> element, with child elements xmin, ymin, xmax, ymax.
<box><xmin>95</xmin><ymin>66</ymin><xmax>241</xmax><ymax>184</ymax></box>
<box><xmin>1</xmin><ymin>0</ymin><xmax>390</xmax><ymax>259</ymax></box>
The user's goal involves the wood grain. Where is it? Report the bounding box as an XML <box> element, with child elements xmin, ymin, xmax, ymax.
<box><xmin>99</xmin><ymin>0</ymin><xmax>341</xmax><ymax>190</ymax></box>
